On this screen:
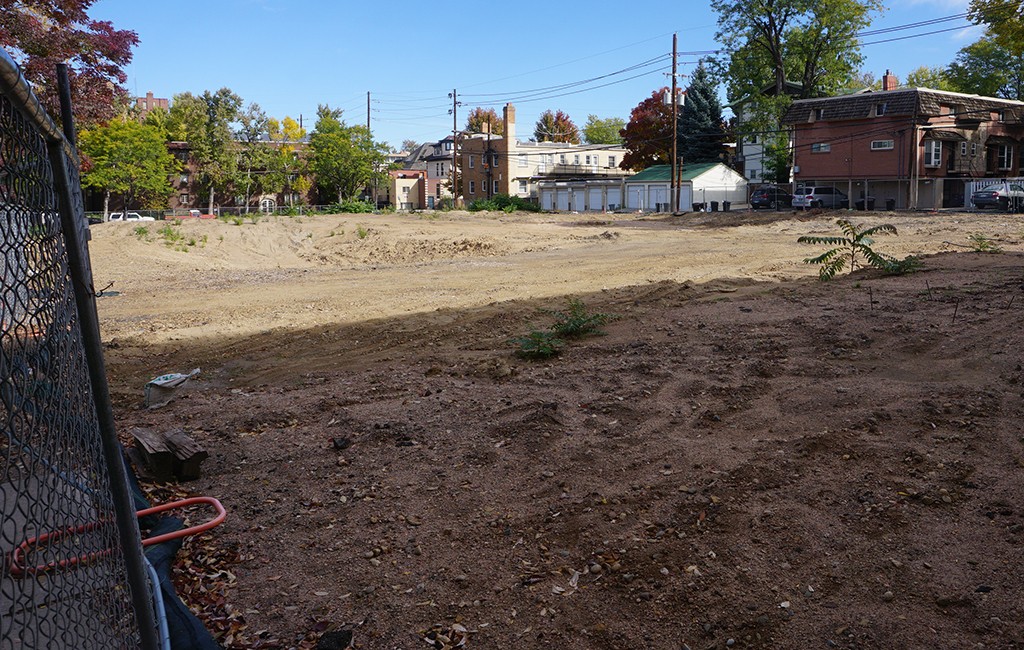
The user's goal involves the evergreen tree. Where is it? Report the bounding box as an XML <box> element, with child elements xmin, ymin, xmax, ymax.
<box><xmin>678</xmin><ymin>65</ymin><xmax>727</xmax><ymax>165</ymax></box>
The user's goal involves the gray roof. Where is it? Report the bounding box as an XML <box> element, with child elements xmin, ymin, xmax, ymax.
<box><xmin>782</xmin><ymin>88</ymin><xmax>1024</xmax><ymax>125</ymax></box>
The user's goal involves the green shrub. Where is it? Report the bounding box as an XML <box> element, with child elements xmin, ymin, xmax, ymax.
<box><xmin>968</xmin><ymin>233</ymin><xmax>1002</xmax><ymax>253</ymax></box>
<box><xmin>468</xmin><ymin>193</ymin><xmax>540</xmax><ymax>213</ymax></box>
<box><xmin>798</xmin><ymin>219</ymin><xmax>915</xmax><ymax>280</ymax></box>
<box><xmin>329</xmin><ymin>199</ymin><xmax>376</xmax><ymax>214</ymax></box>
<box><xmin>133</xmin><ymin>226</ymin><xmax>149</xmax><ymax>240</ymax></box>
<box><xmin>356</xmin><ymin>225</ymin><xmax>368</xmax><ymax>239</ymax></box>
<box><xmin>511</xmin><ymin>330</ymin><xmax>564</xmax><ymax>359</ymax></box>
<box><xmin>545</xmin><ymin>298</ymin><xmax>613</xmax><ymax>338</ymax></box>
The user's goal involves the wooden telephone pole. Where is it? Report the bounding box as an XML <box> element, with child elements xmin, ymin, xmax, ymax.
<box><xmin>671</xmin><ymin>33</ymin><xmax>679</xmax><ymax>214</ymax></box>
<box><xmin>449</xmin><ymin>89</ymin><xmax>459</xmax><ymax>208</ymax></box>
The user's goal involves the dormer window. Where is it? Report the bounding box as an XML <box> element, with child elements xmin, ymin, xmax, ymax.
<box><xmin>997</xmin><ymin>110</ymin><xmax>1007</xmax><ymax>122</ymax></box>
<box><xmin>875</xmin><ymin>103</ymin><xmax>888</xmax><ymax>117</ymax></box>
<box><xmin>814</xmin><ymin>108</ymin><xmax>825</xmax><ymax>120</ymax></box>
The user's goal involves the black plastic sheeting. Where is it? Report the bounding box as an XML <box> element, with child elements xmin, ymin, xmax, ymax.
<box><xmin>125</xmin><ymin>455</ymin><xmax>221</xmax><ymax>650</ymax></box>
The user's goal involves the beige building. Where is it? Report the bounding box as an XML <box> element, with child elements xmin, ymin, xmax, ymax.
<box><xmin>459</xmin><ymin>104</ymin><xmax>629</xmax><ymax>203</ymax></box>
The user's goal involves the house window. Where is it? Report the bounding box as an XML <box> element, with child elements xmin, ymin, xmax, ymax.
<box><xmin>749</xmin><ymin>169</ymin><xmax>758</xmax><ymax>179</ymax></box>
<box><xmin>559</xmin><ymin>154</ymin><xmax>566</xmax><ymax>164</ymax></box>
<box><xmin>923</xmin><ymin>140</ymin><xmax>942</xmax><ymax>167</ymax></box>
<box><xmin>179</xmin><ymin>173</ymin><xmax>189</xmax><ymax>184</ymax></box>
<box><xmin>179</xmin><ymin>193</ymin><xmax>189</xmax><ymax>203</ymax></box>
<box><xmin>750</xmin><ymin>134</ymin><xmax>758</xmax><ymax>144</ymax></box>
<box><xmin>971</xmin><ymin>143</ymin><xmax>978</xmax><ymax>156</ymax></box>
<box><xmin>811</xmin><ymin>143</ymin><xmax>831</xmax><ymax>153</ymax></box>
<box><xmin>469</xmin><ymin>180</ymin><xmax>476</xmax><ymax>194</ymax></box>
<box><xmin>814</xmin><ymin>108</ymin><xmax>825</xmax><ymax>120</ymax></box>
<box><xmin>518</xmin><ymin>154</ymin><xmax>527</xmax><ymax>168</ymax></box>
<box><xmin>402</xmin><ymin>186</ymin><xmax>410</xmax><ymax>194</ymax></box>
<box><xmin>875</xmin><ymin>103</ymin><xmax>888</xmax><ymax>116</ymax></box>
<box><xmin>468</xmin><ymin>155</ymin><xmax>475</xmax><ymax>168</ymax></box>
<box><xmin>436</xmin><ymin>184</ymin><xmax>441</xmax><ymax>198</ymax></box>
<box><xmin>870</xmin><ymin>140</ymin><xmax>894</xmax><ymax>151</ymax></box>
<box><xmin>518</xmin><ymin>180</ymin><xmax>527</xmax><ymax>193</ymax></box>
<box><xmin>998</xmin><ymin>144</ymin><xmax>1013</xmax><ymax>170</ymax></box>
<box><xmin>492</xmin><ymin>154</ymin><xmax>499</xmax><ymax>166</ymax></box>
<box><xmin>997</xmin><ymin>110</ymin><xmax>1006</xmax><ymax>122</ymax></box>
<box><xmin>608</xmin><ymin>155</ymin><xmax>616</xmax><ymax>167</ymax></box>
<box><xmin>444</xmin><ymin>142</ymin><xmax>452</xmax><ymax>151</ymax></box>
<box><xmin>585</xmin><ymin>155</ymin><xmax>592</xmax><ymax>165</ymax></box>
<box><xmin>574</xmin><ymin>154</ymin><xmax>580</xmax><ymax>165</ymax></box>
<box><xmin>960</xmin><ymin>142</ymin><xmax>968</xmax><ymax>156</ymax></box>
<box><xmin>493</xmin><ymin>180</ymin><xmax>499</xmax><ymax>193</ymax></box>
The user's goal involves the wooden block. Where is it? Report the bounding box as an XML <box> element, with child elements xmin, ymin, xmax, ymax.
<box><xmin>130</xmin><ymin>427</ymin><xmax>175</xmax><ymax>481</ymax></box>
<box><xmin>165</xmin><ymin>429</ymin><xmax>209</xmax><ymax>481</ymax></box>
<box><xmin>130</xmin><ymin>427</ymin><xmax>208</xmax><ymax>481</ymax></box>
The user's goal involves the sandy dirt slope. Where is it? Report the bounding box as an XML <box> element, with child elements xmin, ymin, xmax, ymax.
<box><xmin>91</xmin><ymin>209</ymin><xmax>1024</xmax><ymax>649</ymax></box>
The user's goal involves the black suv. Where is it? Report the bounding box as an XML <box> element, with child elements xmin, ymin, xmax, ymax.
<box><xmin>750</xmin><ymin>186</ymin><xmax>793</xmax><ymax>210</ymax></box>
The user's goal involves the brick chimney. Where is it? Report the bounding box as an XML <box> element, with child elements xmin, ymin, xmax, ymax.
<box><xmin>503</xmin><ymin>103</ymin><xmax>516</xmax><ymax>142</ymax></box>
<box><xmin>882</xmin><ymin>69</ymin><xmax>898</xmax><ymax>92</ymax></box>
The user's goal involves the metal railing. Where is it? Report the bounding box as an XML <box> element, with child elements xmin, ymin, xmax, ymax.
<box><xmin>1</xmin><ymin>48</ymin><xmax>160</xmax><ymax>649</ymax></box>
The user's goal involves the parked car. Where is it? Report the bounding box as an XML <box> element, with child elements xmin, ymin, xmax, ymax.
<box><xmin>108</xmin><ymin>212</ymin><xmax>155</xmax><ymax>222</ymax></box>
<box><xmin>792</xmin><ymin>186</ymin><xmax>848</xmax><ymax>209</ymax></box>
<box><xmin>750</xmin><ymin>186</ymin><xmax>793</xmax><ymax>209</ymax></box>
<box><xmin>971</xmin><ymin>182</ymin><xmax>1024</xmax><ymax>210</ymax></box>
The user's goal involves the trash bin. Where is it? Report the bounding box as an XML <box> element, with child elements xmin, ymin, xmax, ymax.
<box><xmin>855</xmin><ymin>197</ymin><xmax>876</xmax><ymax>211</ymax></box>
<box><xmin>722</xmin><ymin>201</ymin><xmax>731</xmax><ymax>212</ymax></box>
<box><xmin>840</xmin><ymin>199</ymin><xmax>850</xmax><ymax>209</ymax></box>
<box><xmin>710</xmin><ymin>201</ymin><xmax>719</xmax><ymax>212</ymax></box>
<box><xmin>886</xmin><ymin>198</ymin><xmax>896</xmax><ymax>211</ymax></box>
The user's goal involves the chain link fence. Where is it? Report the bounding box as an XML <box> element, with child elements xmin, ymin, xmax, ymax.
<box><xmin>1</xmin><ymin>51</ymin><xmax>160</xmax><ymax>649</ymax></box>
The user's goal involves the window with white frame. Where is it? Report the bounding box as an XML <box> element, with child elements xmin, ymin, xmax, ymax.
<box><xmin>585</xmin><ymin>155</ymin><xmax>591</xmax><ymax>165</ymax></box>
<box><xmin>870</xmin><ymin>140</ymin><xmax>894</xmax><ymax>151</ymax></box>
<box><xmin>469</xmin><ymin>180</ymin><xmax>476</xmax><ymax>194</ymax></box>
<box><xmin>960</xmin><ymin>142</ymin><xmax>967</xmax><ymax>156</ymax></box>
<box><xmin>923</xmin><ymin>140</ymin><xmax>942</xmax><ymax>167</ymax></box>
<box><xmin>574</xmin><ymin>154</ymin><xmax>580</xmax><ymax>165</ymax></box>
<box><xmin>875</xmin><ymin>103</ymin><xmax>888</xmax><ymax>116</ymax></box>
<box><xmin>814</xmin><ymin>108</ymin><xmax>825</xmax><ymax>120</ymax></box>
<box><xmin>179</xmin><ymin>173</ymin><xmax>189</xmax><ymax>183</ymax></box>
<box><xmin>749</xmin><ymin>169</ymin><xmax>758</xmax><ymax>179</ymax></box>
<box><xmin>608</xmin><ymin>155</ymin><xmax>616</xmax><ymax>168</ymax></box>
<box><xmin>402</xmin><ymin>186</ymin><xmax>409</xmax><ymax>194</ymax></box>
<box><xmin>811</xmin><ymin>143</ymin><xmax>831</xmax><ymax>153</ymax></box>
<box><xmin>998</xmin><ymin>144</ymin><xmax>1014</xmax><ymax>170</ymax></box>
<box><xmin>492</xmin><ymin>154</ymin><xmax>499</xmax><ymax>166</ymax></box>
<box><xmin>518</xmin><ymin>154</ymin><xmax>527</xmax><ymax>168</ymax></box>
<box><xmin>180</xmin><ymin>193</ymin><xmax>189</xmax><ymax>203</ymax></box>
<box><xmin>518</xmin><ymin>180</ymin><xmax>527</xmax><ymax>194</ymax></box>
<box><xmin>493</xmin><ymin>180</ymin><xmax>499</xmax><ymax>194</ymax></box>
<box><xmin>468</xmin><ymin>155</ymin><xmax>474</xmax><ymax>168</ymax></box>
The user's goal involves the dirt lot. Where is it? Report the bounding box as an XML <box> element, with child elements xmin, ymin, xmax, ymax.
<box><xmin>91</xmin><ymin>209</ymin><xmax>1024</xmax><ymax>649</ymax></box>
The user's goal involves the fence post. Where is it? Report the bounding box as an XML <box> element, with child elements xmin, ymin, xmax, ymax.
<box><xmin>50</xmin><ymin>67</ymin><xmax>161</xmax><ymax>650</ymax></box>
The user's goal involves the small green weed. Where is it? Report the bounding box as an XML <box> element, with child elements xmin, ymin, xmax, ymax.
<box><xmin>133</xmin><ymin>226</ymin><xmax>149</xmax><ymax>240</ymax></box>
<box><xmin>968</xmin><ymin>233</ymin><xmax>1002</xmax><ymax>253</ymax></box>
<box><xmin>545</xmin><ymin>298</ymin><xmax>613</xmax><ymax>338</ymax></box>
<box><xmin>511</xmin><ymin>330</ymin><xmax>564</xmax><ymax>359</ymax></box>
<box><xmin>356</xmin><ymin>225</ymin><xmax>368</xmax><ymax>239</ymax></box>
<box><xmin>230</xmin><ymin>216</ymin><xmax>244</xmax><ymax>226</ymax></box>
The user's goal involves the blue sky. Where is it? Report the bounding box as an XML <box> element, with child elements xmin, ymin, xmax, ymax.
<box><xmin>92</xmin><ymin>0</ymin><xmax>983</xmax><ymax>150</ymax></box>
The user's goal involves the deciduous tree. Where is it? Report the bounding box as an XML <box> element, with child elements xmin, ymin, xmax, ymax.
<box><xmin>679</xmin><ymin>65</ymin><xmax>727</xmax><ymax>165</ymax></box>
<box><xmin>309</xmin><ymin>105</ymin><xmax>389</xmax><ymax>203</ymax></box>
<box><xmin>465</xmin><ymin>108</ymin><xmax>504</xmax><ymax>136</ymax></box>
<box><xmin>267</xmin><ymin>116</ymin><xmax>309</xmax><ymax>207</ymax></box>
<box><xmin>905</xmin><ymin>66</ymin><xmax>953</xmax><ymax>91</ymax></box>
<box><xmin>969</xmin><ymin>0</ymin><xmax>1024</xmax><ymax>53</ymax></box>
<box><xmin>534</xmin><ymin>110</ymin><xmax>580</xmax><ymax>143</ymax></box>
<box><xmin>582</xmin><ymin>115</ymin><xmax>625</xmax><ymax>145</ymax></box>
<box><xmin>0</xmin><ymin>0</ymin><xmax>138</xmax><ymax>126</ymax></box>
<box><xmin>78</xmin><ymin>118</ymin><xmax>176</xmax><ymax>214</ymax></box>
<box><xmin>619</xmin><ymin>88</ymin><xmax>673</xmax><ymax>171</ymax></box>
<box><xmin>167</xmin><ymin>88</ymin><xmax>243</xmax><ymax>214</ymax></box>
<box><xmin>236</xmin><ymin>103</ymin><xmax>270</xmax><ymax>212</ymax></box>
<box><xmin>947</xmin><ymin>34</ymin><xmax>1024</xmax><ymax>99</ymax></box>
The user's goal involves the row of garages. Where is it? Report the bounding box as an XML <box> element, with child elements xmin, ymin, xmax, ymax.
<box><xmin>537</xmin><ymin>163</ymin><xmax>747</xmax><ymax>213</ymax></box>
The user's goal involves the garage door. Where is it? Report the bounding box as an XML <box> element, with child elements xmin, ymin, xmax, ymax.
<box><xmin>587</xmin><ymin>189</ymin><xmax>603</xmax><ymax>212</ymax></box>
<box><xmin>648</xmin><ymin>185</ymin><xmax>668</xmax><ymax>212</ymax></box>
<box><xmin>607</xmin><ymin>188</ymin><xmax>622</xmax><ymax>210</ymax></box>
<box><xmin>626</xmin><ymin>186</ymin><xmax>643</xmax><ymax>210</ymax></box>
<box><xmin>571</xmin><ymin>189</ymin><xmax>586</xmax><ymax>211</ymax></box>
<box><xmin>556</xmin><ymin>190</ymin><xmax>570</xmax><ymax>211</ymax></box>
<box><xmin>541</xmin><ymin>190</ymin><xmax>554</xmax><ymax>211</ymax></box>
<box><xmin>678</xmin><ymin>185</ymin><xmax>693</xmax><ymax>211</ymax></box>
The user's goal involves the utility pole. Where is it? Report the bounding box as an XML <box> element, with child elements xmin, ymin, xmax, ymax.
<box><xmin>367</xmin><ymin>91</ymin><xmax>371</xmax><ymax>131</ymax></box>
<box><xmin>368</xmin><ymin>91</ymin><xmax>376</xmax><ymax>207</ymax></box>
<box><xmin>449</xmin><ymin>89</ymin><xmax>459</xmax><ymax>207</ymax></box>
<box><xmin>486</xmin><ymin>116</ymin><xmax>493</xmax><ymax>198</ymax></box>
<box><xmin>671</xmin><ymin>33</ymin><xmax>679</xmax><ymax>214</ymax></box>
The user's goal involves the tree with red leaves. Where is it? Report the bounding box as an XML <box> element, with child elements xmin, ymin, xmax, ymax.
<box><xmin>533</xmin><ymin>109</ymin><xmax>580</xmax><ymax>143</ymax></box>
<box><xmin>0</xmin><ymin>0</ymin><xmax>138</xmax><ymax>127</ymax></box>
<box><xmin>619</xmin><ymin>87</ymin><xmax>675</xmax><ymax>171</ymax></box>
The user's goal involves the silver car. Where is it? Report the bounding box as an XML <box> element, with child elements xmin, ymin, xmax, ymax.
<box><xmin>792</xmin><ymin>186</ymin><xmax>848</xmax><ymax>209</ymax></box>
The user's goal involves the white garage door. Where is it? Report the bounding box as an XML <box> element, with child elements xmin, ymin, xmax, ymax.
<box><xmin>571</xmin><ymin>189</ymin><xmax>586</xmax><ymax>211</ymax></box>
<box><xmin>556</xmin><ymin>190</ymin><xmax>570</xmax><ymax>211</ymax></box>
<box><xmin>626</xmin><ymin>186</ymin><xmax>643</xmax><ymax>210</ymax></box>
<box><xmin>587</xmin><ymin>189</ymin><xmax>603</xmax><ymax>211</ymax></box>
<box><xmin>648</xmin><ymin>185</ymin><xmax>668</xmax><ymax>211</ymax></box>
<box><xmin>678</xmin><ymin>185</ymin><xmax>693</xmax><ymax>211</ymax></box>
<box><xmin>541</xmin><ymin>190</ymin><xmax>554</xmax><ymax>211</ymax></box>
<box><xmin>607</xmin><ymin>188</ymin><xmax>622</xmax><ymax>210</ymax></box>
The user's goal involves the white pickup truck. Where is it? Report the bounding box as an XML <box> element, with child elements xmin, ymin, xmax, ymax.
<box><xmin>109</xmin><ymin>212</ymin><xmax>155</xmax><ymax>222</ymax></box>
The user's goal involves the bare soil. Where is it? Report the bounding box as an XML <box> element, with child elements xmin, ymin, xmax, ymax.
<box><xmin>92</xmin><ymin>209</ymin><xmax>1024</xmax><ymax>649</ymax></box>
